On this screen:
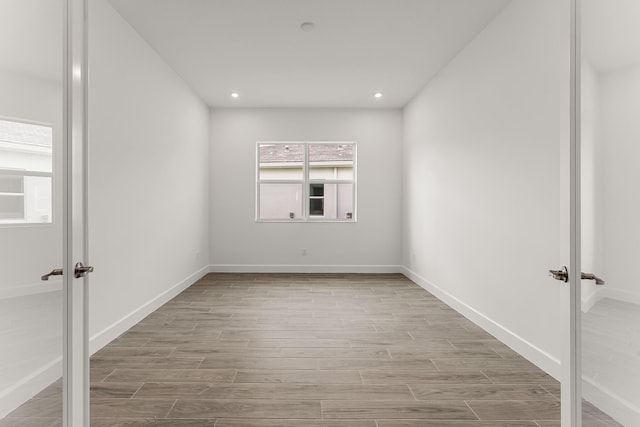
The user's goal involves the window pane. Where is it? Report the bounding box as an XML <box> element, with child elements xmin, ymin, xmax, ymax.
<box><xmin>336</xmin><ymin>184</ymin><xmax>354</xmax><ymax>219</ymax></box>
<box><xmin>310</xmin><ymin>183</ymin><xmax>353</xmax><ymax>220</ymax></box>
<box><xmin>256</xmin><ymin>142</ymin><xmax>356</xmax><ymax>222</ymax></box>
<box><xmin>308</xmin><ymin>144</ymin><xmax>353</xmax><ymax>180</ymax></box>
<box><xmin>258</xmin><ymin>143</ymin><xmax>304</xmax><ymax>180</ymax></box>
<box><xmin>259</xmin><ymin>183</ymin><xmax>302</xmax><ymax>220</ymax></box>
<box><xmin>0</xmin><ymin>119</ymin><xmax>53</xmax><ymax>224</ymax></box>
<box><xmin>308</xmin><ymin>143</ymin><xmax>353</xmax><ymax>162</ymax></box>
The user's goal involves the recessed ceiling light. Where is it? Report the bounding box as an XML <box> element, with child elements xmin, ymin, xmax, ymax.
<box><xmin>230</xmin><ymin>92</ymin><xmax>239</xmax><ymax>98</ymax></box>
<box><xmin>301</xmin><ymin>22</ymin><xmax>315</xmax><ymax>32</ymax></box>
<box><xmin>374</xmin><ymin>92</ymin><xmax>383</xmax><ymax>99</ymax></box>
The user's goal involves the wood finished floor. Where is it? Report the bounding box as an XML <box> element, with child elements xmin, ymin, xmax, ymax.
<box><xmin>1</xmin><ymin>273</ymin><xmax>623</xmax><ymax>426</ymax></box>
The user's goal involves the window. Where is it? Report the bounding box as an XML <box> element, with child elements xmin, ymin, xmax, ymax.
<box><xmin>256</xmin><ymin>142</ymin><xmax>356</xmax><ymax>222</ymax></box>
<box><xmin>0</xmin><ymin>118</ymin><xmax>53</xmax><ymax>225</ymax></box>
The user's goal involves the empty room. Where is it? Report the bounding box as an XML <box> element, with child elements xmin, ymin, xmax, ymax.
<box><xmin>1</xmin><ymin>0</ymin><xmax>638</xmax><ymax>426</ymax></box>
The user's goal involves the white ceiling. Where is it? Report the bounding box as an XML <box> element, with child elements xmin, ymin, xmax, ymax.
<box><xmin>108</xmin><ymin>0</ymin><xmax>511</xmax><ymax>108</ymax></box>
<box><xmin>3</xmin><ymin>0</ymin><xmax>638</xmax><ymax>106</ymax></box>
<box><xmin>582</xmin><ymin>0</ymin><xmax>640</xmax><ymax>73</ymax></box>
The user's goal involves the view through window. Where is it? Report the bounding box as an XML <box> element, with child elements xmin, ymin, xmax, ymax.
<box><xmin>0</xmin><ymin>118</ymin><xmax>53</xmax><ymax>225</ymax></box>
<box><xmin>257</xmin><ymin>142</ymin><xmax>356</xmax><ymax>221</ymax></box>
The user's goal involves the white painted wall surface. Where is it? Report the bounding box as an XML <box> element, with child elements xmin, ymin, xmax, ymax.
<box><xmin>600</xmin><ymin>63</ymin><xmax>640</xmax><ymax>304</ymax></box>
<box><xmin>402</xmin><ymin>0</ymin><xmax>568</xmax><ymax>375</ymax></box>
<box><xmin>580</xmin><ymin>61</ymin><xmax>604</xmax><ymax>309</ymax></box>
<box><xmin>88</xmin><ymin>0</ymin><xmax>210</xmax><ymax>350</ymax></box>
<box><xmin>210</xmin><ymin>109</ymin><xmax>402</xmax><ymax>271</ymax></box>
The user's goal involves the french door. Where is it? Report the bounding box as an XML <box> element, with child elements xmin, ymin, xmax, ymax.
<box><xmin>562</xmin><ymin>0</ymin><xmax>640</xmax><ymax>425</ymax></box>
<box><xmin>0</xmin><ymin>0</ymin><xmax>89</xmax><ymax>425</ymax></box>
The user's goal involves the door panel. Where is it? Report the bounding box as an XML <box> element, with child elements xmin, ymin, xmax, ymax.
<box><xmin>0</xmin><ymin>0</ymin><xmax>89</xmax><ymax>425</ymax></box>
<box><xmin>580</xmin><ymin>0</ymin><xmax>640</xmax><ymax>425</ymax></box>
<box><xmin>64</xmin><ymin>0</ymin><xmax>90</xmax><ymax>424</ymax></box>
<box><xmin>0</xmin><ymin>0</ymin><xmax>65</xmax><ymax>422</ymax></box>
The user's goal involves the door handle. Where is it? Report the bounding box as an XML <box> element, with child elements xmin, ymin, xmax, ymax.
<box><xmin>41</xmin><ymin>268</ymin><xmax>63</xmax><ymax>281</ymax></box>
<box><xmin>581</xmin><ymin>272</ymin><xmax>605</xmax><ymax>285</ymax></box>
<box><xmin>549</xmin><ymin>266</ymin><xmax>569</xmax><ymax>282</ymax></box>
<box><xmin>74</xmin><ymin>262</ymin><xmax>94</xmax><ymax>278</ymax></box>
<box><xmin>548</xmin><ymin>266</ymin><xmax>605</xmax><ymax>285</ymax></box>
<box><xmin>42</xmin><ymin>263</ymin><xmax>94</xmax><ymax>280</ymax></box>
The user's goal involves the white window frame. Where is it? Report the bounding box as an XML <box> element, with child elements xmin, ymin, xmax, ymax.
<box><xmin>256</xmin><ymin>141</ymin><xmax>357</xmax><ymax>222</ymax></box>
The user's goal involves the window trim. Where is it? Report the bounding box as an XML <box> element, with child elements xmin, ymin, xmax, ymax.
<box><xmin>256</xmin><ymin>141</ymin><xmax>357</xmax><ymax>223</ymax></box>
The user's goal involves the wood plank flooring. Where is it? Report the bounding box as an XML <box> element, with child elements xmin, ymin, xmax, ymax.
<box><xmin>0</xmin><ymin>273</ymin><xmax>623</xmax><ymax>426</ymax></box>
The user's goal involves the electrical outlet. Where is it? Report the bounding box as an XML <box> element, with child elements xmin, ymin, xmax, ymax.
<box><xmin>301</xmin><ymin>248</ymin><xmax>307</xmax><ymax>256</ymax></box>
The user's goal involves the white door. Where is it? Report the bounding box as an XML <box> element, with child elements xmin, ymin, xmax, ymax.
<box><xmin>0</xmin><ymin>0</ymin><xmax>90</xmax><ymax>425</ymax></box>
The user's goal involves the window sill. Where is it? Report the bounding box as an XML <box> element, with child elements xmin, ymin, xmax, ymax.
<box><xmin>0</xmin><ymin>221</ymin><xmax>54</xmax><ymax>228</ymax></box>
<box><xmin>256</xmin><ymin>219</ymin><xmax>356</xmax><ymax>223</ymax></box>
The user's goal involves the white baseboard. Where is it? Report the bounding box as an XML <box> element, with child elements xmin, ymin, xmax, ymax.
<box><xmin>0</xmin><ymin>281</ymin><xmax>62</xmax><ymax>300</ymax></box>
<box><xmin>583</xmin><ymin>376</ymin><xmax>640</xmax><ymax>426</ymax></box>
<box><xmin>581</xmin><ymin>287</ymin><xmax>640</xmax><ymax>424</ymax></box>
<box><xmin>582</xmin><ymin>287</ymin><xmax>604</xmax><ymax>313</ymax></box>
<box><xmin>602</xmin><ymin>287</ymin><xmax>640</xmax><ymax>306</ymax></box>
<box><xmin>90</xmin><ymin>265</ymin><xmax>210</xmax><ymax>354</ymax></box>
<box><xmin>0</xmin><ymin>265</ymin><xmax>210</xmax><ymax>419</ymax></box>
<box><xmin>0</xmin><ymin>358</ymin><xmax>61</xmax><ymax>419</ymax></box>
<box><xmin>582</xmin><ymin>286</ymin><xmax>640</xmax><ymax>313</ymax></box>
<box><xmin>400</xmin><ymin>266</ymin><xmax>561</xmax><ymax>380</ymax></box>
<box><xmin>209</xmin><ymin>264</ymin><xmax>403</xmax><ymax>274</ymax></box>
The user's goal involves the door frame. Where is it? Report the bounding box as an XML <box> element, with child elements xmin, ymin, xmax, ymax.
<box><xmin>562</xmin><ymin>0</ymin><xmax>582</xmax><ymax>425</ymax></box>
<box><xmin>58</xmin><ymin>0</ymin><xmax>585</xmax><ymax>425</ymax></box>
<box><xmin>62</xmin><ymin>0</ymin><xmax>89</xmax><ymax>425</ymax></box>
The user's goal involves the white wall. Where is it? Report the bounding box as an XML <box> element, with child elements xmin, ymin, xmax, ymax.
<box><xmin>402</xmin><ymin>0</ymin><xmax>568</xmax><ymax>375</ymax></box>
<box><xmin>600</xmin><ymin>63</ymin><xmax>640</xmax><ymax>304</ymax></box>
<box><xmin>580</xmin><ymin>61</ymin><xmax>604</xmax><ymax>309</ymax></box>
<box><xmin>88</xmin><ymin>0</ymin><xmax>210</xmax><ymax>350</ymax></box>
<box><xmin>210</xmin><ymin>109</ymin><xmax>402</xmax><ymax>272</ymax></box>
